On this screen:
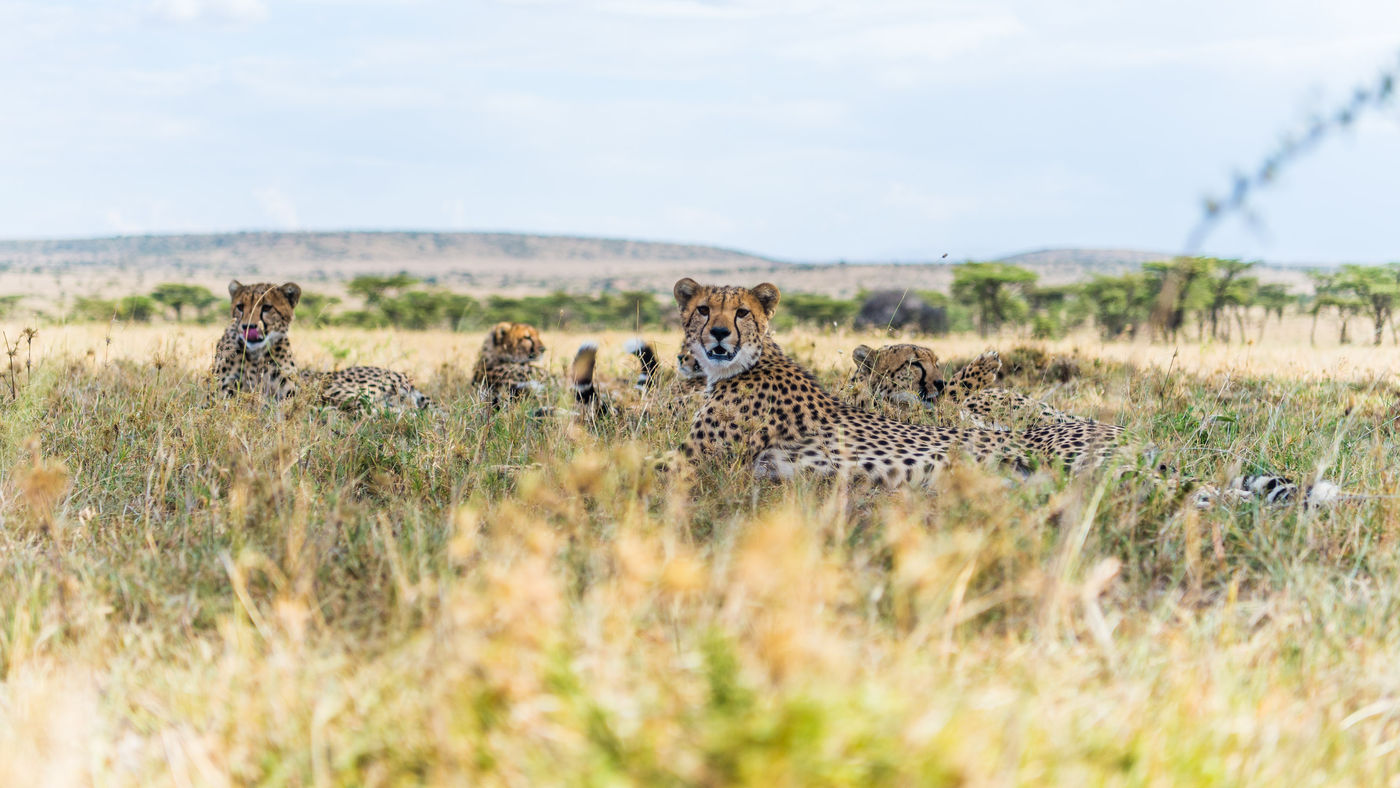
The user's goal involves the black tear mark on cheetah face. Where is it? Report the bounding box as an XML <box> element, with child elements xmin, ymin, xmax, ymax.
<box><xmin>851</xmin><ymin>343</ymin><xmax>943</xmax><ymax>405</ymax></box>
<box><xmin>227</xmin><ymin>280</ymin><xmax>301</xmax><ymax>356</ymax></box>
<box><xmin>673</xmin><ymin>276</ymin><xmax>780</xmax><ymax>381</ymax></box>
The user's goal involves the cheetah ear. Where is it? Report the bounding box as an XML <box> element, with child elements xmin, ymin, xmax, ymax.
<box><xmin>491</xmin><ymin>322</ymin><xmax>510</xmax><ymax>345</ymax></box>
<box><xmin>228</xmin><ymin>279</ymin><xmax>243</xmax><ymax>299</ymax></box>
<box><xmin>752</xmin><ymin>282</ymin><xmax>780</xmax><ymax>318</ymax></box>
<box><xmin>673</xmin><ymin>278</ymin><xmax>700</xmax><ymax>309</ymax></box>
<box><xmin>852</xmin><ymin>345</ymin><xmax>874</xmax><ymax>371</ymax></box>
<box><xmin>280</xmin><ymin>282</ymin><xmax>302</xmax><ymax>309</ymax></box>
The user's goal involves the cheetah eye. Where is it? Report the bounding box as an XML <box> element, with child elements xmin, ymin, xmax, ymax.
<box><xmin>735</xmin><ymin>308</ymin><xmax>751</xmax><ymax>319</ymax></box>
<box><xmin>696</xmin><ymin>305</ymin><xmax>710</xmax><ymax>317</ymax></box>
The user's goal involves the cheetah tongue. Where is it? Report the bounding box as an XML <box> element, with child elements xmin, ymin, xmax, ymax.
<box><xmin>243</xmin><ymin>328</ymin><xmax>264</xmax><ymax>342</ymax></box>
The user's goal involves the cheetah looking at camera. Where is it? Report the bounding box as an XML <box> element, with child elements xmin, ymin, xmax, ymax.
<box><xmin>671</xmin><ymin>278</ymin><xmax>1122</xmax><ymax>484</ymax></box>
<box><xmin>211</xmin><ymin>280</ymin><xmax>433</xmax><ymax>411</ymax></box>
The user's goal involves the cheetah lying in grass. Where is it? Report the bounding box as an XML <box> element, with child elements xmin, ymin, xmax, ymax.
<box><xmin>849</xmin><ymin>343</ymin><xmax>1086</xmax><ymax>429</ymax></box>
<box><xmin>466</xmin><ymin>321</ymin><xmax>614</xmax><ymax>416</ymax></box>
<box><xmin>848</xmin><ymin>342</ymin><xmax>1339</xmax><ymax>507</ymax></box>
<box><xmin>469</xmin><ymin>321</ymin><xmax>554</xmax><ymax>406</ymax></box>
<box><xmin>670</xmin><ymin>277</ymin><xmax>1122</xmax><ymax>484</ymax></box>
<box><xmin>211</xmin><ymin>280</ymin><xmax>433</xmax><ymax>411</ymax></box>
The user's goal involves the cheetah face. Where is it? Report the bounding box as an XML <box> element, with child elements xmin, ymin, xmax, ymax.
<box><xmin>673</xmin><ymin>277</ymin><xmax>780</xmax><ymax>381</ymax></box>
<box><xmin>851</xmin><ymin>343</ymin><xmax>944</xmax><ymax>405</ymax></box>
<box><xmin>481</xmin><ymin>322</ymin><xmax>545</xmax><ymax>364</ymax></box>
<box><xmin>227</xmin><ymin>280</ymin><xmax>300</xmax><ymax>356</ymax></box>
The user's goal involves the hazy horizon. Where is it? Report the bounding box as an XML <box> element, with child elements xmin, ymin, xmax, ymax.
<box><xmin>0</xmin><ymin>227</ymin><xmax>1356</xmax><ymax>269</ymax></box>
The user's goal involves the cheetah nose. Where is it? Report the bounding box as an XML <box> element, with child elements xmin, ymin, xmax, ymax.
<box><xmin>710</xmin><ymin>326</ymin><xmax>730</xmax><ymax>341</ymax></box>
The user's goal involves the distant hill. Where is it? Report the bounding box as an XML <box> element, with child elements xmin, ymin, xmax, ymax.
<box><xmin>0</xmin><ymin>231</ymin><xmax>777</xmax><ymax>267</ymax></box>
<box><xmin>0</xmin><ymin>230</ymin><xmax>784</xmax><ymax>291</ymax></box>
<box><xmin>0</xmin><ymin>233</ymin><xmax>1321</xmax><ymax>310</ymax></box>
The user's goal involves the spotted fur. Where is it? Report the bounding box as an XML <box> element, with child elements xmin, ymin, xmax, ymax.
<box><xmin>211</xmin><ymin>280</ymin><xmax>434</xmax><ymax>411</ymax></box>
<box><xmin>671</xmin><ymin>278</ymin><xmax>1128</xmax><ymax>484</ymax></box>
<box><xmin>849</xmin><ymin>341</ymin><xmax>1338</xmax><ymax>506</ymax></box>
<box><xmin>852</xmin><ymin>344</ymin><xmax>1081</xmax><ymax>429</ymax></box>
<box><xmin>470</xmin><ymin>322</ymin><xmax>550</xmax><ymax>405</ymax></box>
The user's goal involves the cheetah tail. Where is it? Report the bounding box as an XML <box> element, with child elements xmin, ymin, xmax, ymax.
<box><xmin>1195</xmin><ymin>474</ymin><xmax>1343</xmax><ymax>509</ymax></box>
<box><xmin>623</xmin><ymin>338</ymin><xmax>660</xmax><ymax>389</ymax></box>
<box><xmin>412</xmin><ymin>390</ymin><xmax>438</xmax><ymax>411</ymax></box>
<box><xmin>571</xmin><ymin>341</ymin><xmax>601</xmax><ymax>405</ymax></box>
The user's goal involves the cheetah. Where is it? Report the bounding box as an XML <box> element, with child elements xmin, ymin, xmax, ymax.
<box><xmin>671</xmin><ymin>278</ymin><xmax>1121</xmax><ymax>485</ymax></box>
<box><xmin>212</xmin><ymin>280</ymin><xmax>433</xmax><ymax>411</ymax></box>
<box><xmin>470</xmin><ymin>322</ymin><xmax>551</xmax><ymax>405</ymax></box>
<box><xmin>468</xmin><ymin>323</ymin><xmax>615</xmax><ymax>414</ymax></box>
<box><xmin>850</xmin><ymin>344</ymin><xmax>1084</xmax><ymax>429</ymax></box>
<box><xmin>848</xmin><ymin>341</ymin><xmax>1339</xmax><ymax>506</ymax></box>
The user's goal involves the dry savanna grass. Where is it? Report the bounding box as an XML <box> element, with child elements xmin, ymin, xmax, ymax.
<box><xmin>1</xmin><ymin>314</ymin><xmax>1400</xmax><ymax>785</ymax></box>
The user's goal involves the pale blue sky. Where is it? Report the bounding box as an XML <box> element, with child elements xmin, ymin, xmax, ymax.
<box><xmin>2</xmin><ymin>0</ymin><xmax>1397</xmax><ymax>263</ymax></box>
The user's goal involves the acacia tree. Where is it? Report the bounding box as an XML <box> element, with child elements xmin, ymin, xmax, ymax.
<box><xmin>1203</xmin><ymin>259</ymin><xmax>1258</xmax><ymax>342</ymax></box>
<box><xmin>150</xmin><ymin>283</ymin><xmax>218</xmax><ymax>322</ymax></box>
<box><xmin>1146</xmin><ymin>257</ymin><xmax>1213</xmax><ymax>340</ymax></box>
<box><xmin>297</xmin><ymin>292</ymin><xmax>343</xmax><ymax>327</ymax></box>
<box><xmin>1078</xmin><ymin>272</ymin><xmax>1155</xmax><ymax>339</ymax></box>
<box><xmin>951</xmin><ymin>262</ymin><xmax>1036</xmax><ymax>337</ymax></box>
<box><xmin>1309</xmin><ymin>271</ymin><xmax>1363</xmax><ymax>345</ymax></box>
<box><xmin>347</xmin><ymin>273</ymin><xmax>419</xmax><ymax>305</ymax></box>
<box><xmin>1253</xmin><ymin>283</ymin><xmax>1294</xmax><ymax>340</ymax></box>
<box><xmin>1336</xmin><ymin>264</ymin><xmax>1399</xmax><ymax>345</ymax></box>
<box><xmin>1025</xmin><ymin>283</ymin><xmax>1078</xmax><ymax>338</ymax></box>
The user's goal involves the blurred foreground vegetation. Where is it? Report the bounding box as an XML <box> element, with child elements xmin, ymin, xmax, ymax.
<box><xmin>0</xmin><ymin>326</ymin><xmax>1398</xmax><ymax>782</ymax></box>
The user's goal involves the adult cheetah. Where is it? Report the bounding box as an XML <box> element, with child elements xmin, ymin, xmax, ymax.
<box><xmin>849</xmin><ymin>343</ymin><xmax>1085</xmax><ymax>429</ymax></box>
<box><xmin>849</xmin><ymin>341</ymin><xmax>1338</xmax><ymax>506</ymax></box>
<box><xmin>211</xmin><ymin>280</ymin><xmax>433</xmax><ymax>411</ymax></box>
<box><xmin>672</xmin><ymin>278</ymin><xmax>1122</xmax><ymax>484</ymax></box>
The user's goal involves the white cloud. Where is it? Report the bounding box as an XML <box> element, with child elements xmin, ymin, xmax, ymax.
<box><xmin>148</xmin><ymin>0</ymin><xmax>268</xmax><ymax>25</ymax></box>
<box><xmin>255</xmin><ymin>187</ymin><xmax>300</xmax><ymax>229</ymax></box>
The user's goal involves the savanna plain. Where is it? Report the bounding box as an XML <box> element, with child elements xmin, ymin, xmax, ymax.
<box><xmin>2</xmin><ymin>316</ymin><xmax>1400</xmax><ymax>785</ymax></box>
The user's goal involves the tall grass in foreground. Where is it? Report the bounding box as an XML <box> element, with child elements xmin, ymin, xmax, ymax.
<box><xmin>0</xmin><ymin>326</ymin><xmax>1399</xmax><ymax>784</ymax></box>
